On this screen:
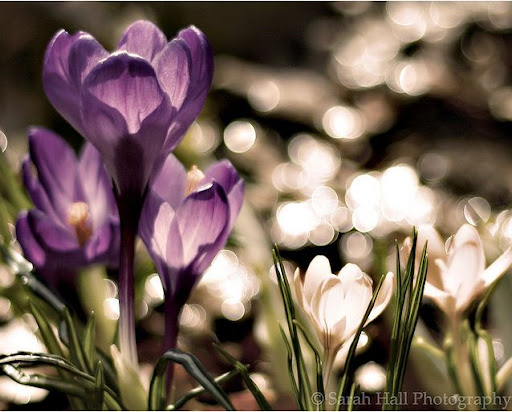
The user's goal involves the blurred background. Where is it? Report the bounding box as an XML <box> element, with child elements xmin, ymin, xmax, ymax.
<box><xmin>3</xmin><ymin>2</ymin><xmax>512</xmax><ymax>410</ymax></box>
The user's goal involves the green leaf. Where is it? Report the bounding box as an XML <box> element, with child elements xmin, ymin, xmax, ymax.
<box><xmin>272</xmin><ymin>246</ymin><xmax>312</xmax><ymax>410</ymax></box>
<box><xmin>278</xmin><ymin>325</ymin><xmax>302</xmax><ymax>409</ymax></box>
<box><xmin>0</xmin><ymin>352</ymin><xmax>124</xmax><ymax>410</ymax></box>
<box><xmin>293</xmin><ymin>320</ymin><xmax>324</xmax><ymax>408</ymax></box>
<box><xmin>149</xmin><ymin>348</ymin><xmax>235</xmax><ymax>411</ymax></box>
<box><xmin>169</xmin><ymin>369</ymin><xmax>240</xmax><ymax>411</ymax></box>
<box><xmin>84</xmin><ymin>313</ymin><xmax>97</xmax><ymax>372</ymax></box>
<box><xmin>62</xmin><ymin>308</ymin><xmax>90</xmax><ymax>374</ymax></box>
<box><xmin>215</xmin><ymin>343</ymin><xmax>273</xmax><ymax>411</ymax></box>
<box><xmin>93</xmin><ymin>361</ymin><xmax>105</xmax><ymax>410</ymax></box>
<box><xmin>29</xmin><ymin>301</ymin><xmax>63</xmax><ymax>357</ymax></box>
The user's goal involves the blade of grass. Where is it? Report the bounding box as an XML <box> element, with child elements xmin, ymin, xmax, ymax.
<box><xmin>168</xmin><ymin>369</ymin><xmax>240</xmax><ymax>411</ymax></box>
<box><xmin>93</xmin><ymin>361</ymin><xmax>105</xmax><ymax>411</ymax></box>
<box><xmin>278</xmin><ymin>325</ymin><xmax>302</xmax><ymax>409</ymax></box>
<box><xmin>149</xmin><ymin>348</ymin><xmax>235</xmax><ymax>411</ymax></box>
<box><xmin>83</xmin><ymin>313</ymin><xmax>97</xmax><ymax>372</ymax></box>
<box><xmin>215</xmin><ymin>343</ymin><xmax>273</xmax><ymax>411</ymax></box>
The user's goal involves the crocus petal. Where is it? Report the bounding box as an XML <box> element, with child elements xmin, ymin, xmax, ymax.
<box><xmin>27</xmin><ymin>210</ymin><xmax>77</xmax><ymax>252</ymax></box>
<box><xmin>22</xmin><ymin>156</ymin><xmax>59</xmax><ymax>223</ymax></box>
<box><xmin>339</xmin><ymin>264</ymin><xmax>373</xmax><ymax>336</ymax></box>
<box><xmin>205</xmin><ymin>160</ymin><xmax>245</xmax><ymax>229</ymax></box>
<box><xmin>167</xmin><ymin>182</ymin><xmax>230</xmax><ymax>291</ymax></box>
<box><xmin>162</xmin><ymin>26</ymin><xmax>214</xmax><ymax>152</ymax></box>
<box><xmin>367</xmin><ymin>272</ymin><xmax>394</xmax><ymax>324</ymax></box>
<box><xmin>303</xmin><ymin>255</ymin><xmax>334</xmax><ymax>305</ymax></box>
<box><xmin>28</xmin><ymin>128</ymin><xmax>77</xmax><ymax>220</ymax></box>
<box><xmin>117</xmin><ymin>20</ymin><xmax>167</xmax><ymax>63</ymax></box>
<box><xmin>148</xmin><ymin>153</ymin><xmax>186</xmax><ymax>210</ymax></box>
<box><xmin>310</xmin><ymin>277</ymin><xmax>346</xmax><ymax>348</ymax></box>
<box><xmin>482</xmin><ymin>246</ymin><xmax>512</xmax><ymax>288</ymax></box>
<box><xmin>85</xmin><ymin>222</ymin><xmax>117</xmax><ymax>263</ymax></box>
<box><xmin>43</xmin><ymin>30</ymin><xmax>107</xmax><ymax>135</ymax></box>
<box><xmin>424</xmin><ymin>282</ymin><xmax>455</xmax><ymax>315</ymax></box>
<box><xmin>81</xmin><ymin>53</ymin><xmax>173</xmax><ymax>196</ymax></box>
<box><xmin>154</xmin><ymin>39</ymin><xmax>191</xmax><ymax>111</ymax></box>
<box><xmin>16</xmin><ymin>212</ymin><xmax>47</xmax><ymax>268</ymax></box>
<box><xmin>77</xmin><ymin>143</ymin><xmax>117</xmax><ymax>230</ymax></box>
<box><xmin>293</xmin><ymin>267</ymin><xmax>307</xmax><ymax>311</ymax></box>
<box><xmin>444</xmin><ymin>224</ymin><xmax>485</xmax><ymax>301</ymax></box>
<box><xmin>140</xmin><ymin>201</ymin><xmax>177</xmax><ymax>289</ymax></box>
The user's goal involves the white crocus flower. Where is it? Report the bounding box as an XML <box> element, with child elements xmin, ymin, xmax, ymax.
<box><xmin>415</xmin><ymin>224</ymin><xmax>512</xmax><ymax>319</ymax></box>
<box><xmin>293</xmin><ymin>256</ymin><xmax>394</xmax><ymax>387</ymax></box>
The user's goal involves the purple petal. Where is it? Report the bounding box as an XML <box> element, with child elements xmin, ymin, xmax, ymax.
<box><xmin>85</xmin><ymin>221</ymin><xmax>119</xmax><ymax>265</ymax></box>
<box><xmin>22</xmin><ymin>155</ymin><xmax>60</xmax><ymax>223</ymax></box>
<box><xmin>43</xmin><ymin>30</ymin><xmax>107</xmax><ymax>135</ymax></box>
<box><xmin>77</xmin><ymin>143</ymin><xmax>117</xmax><ymax>230</ymax></box>
<box><xmin>139</xmin><ymin>199</ymin><xmax>178</xmax><ymax>293</ymax></box>
<box><xmin>154</xmin><ymin>39</ymin><xmax>191</xmax><ymax>111</ymax></box>
<box><xmin>117</xmin><ymin>20</ymin><xmax>167</xmax><ymax>63</ymax></box>
<box><xmin>28</xmin><ymin>128</ymin><xmax>77</xmax><ymax>220</ymax></box>
<box><xmin>169</xmin><ymin>181</ymin><xmax>229</xmax><ymax>282</ymax></box>
<box><xmin>161</xmin><ymin>26</ymin><xmax>214</xmax><ymax>152</ymax></box>
<box><xmin>27</xmin><ymin>210</ymin><xmax>77</xmax><ymax>252</ymax></box>
<box><xmin>16</xmin><ymin>212</ymin><xmax>47</xmax><ymax>268</ymax></box>
<box><xmin>81</xmin><ymin>53</ymin><xmax>173</xmax><ymax>196</ymax></box>
<box><xmin>148</xmin><ymin>153</ymin><xmax>186</xmax><ymax>210</ymax></box>
<box><xmin>205</xmin><ymin>160</ymin><xmax>244</xmax><ymax>229</ymax></box>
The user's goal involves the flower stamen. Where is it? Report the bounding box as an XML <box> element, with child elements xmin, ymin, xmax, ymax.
<box><xmin>185</xmin><ymin>165</ymin><xmax>205</xmax><ymax>195</ymax></box>
<box><xmin>67</xmin><ymin>202</ymin><xmax>92</xmax><ymax>246</ymax></box>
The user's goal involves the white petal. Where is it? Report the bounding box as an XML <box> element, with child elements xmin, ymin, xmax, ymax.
<box><xmin>293</xmin><ymin>267</ymin><xmax>307</xmax><ymax>311</ymax></box>
<box><xmin>367</xmin><ymin>272</ymin><xmax>394</xmax><ymax>325</ymax></box>
<box><xmin>482</xmin><ymin>245</ymin><xmax>512</xmax><ymax>288</ymax></box>
<box><xmin>417</xmin><ymin>225</ymin><xmax>445</xmax><ymax>260</ymax></box>
<box><xmin>424</xmin><ymin>282</ymin><xmax>456</xmax><ymax>315</ymax></box>
<box><xmin>304</xmin><ymin>255</ymin><xmax>334</xmax><ymax>305</ymax></box>
<box><xmin>340</xmin><ymin>265</ymin><xmax>373</xmax><ymax>338</ymax></box>
<box><xmin>444</xmin><ymin>224</ymin><xmax>485</xmax><ymax>302</ymax></box>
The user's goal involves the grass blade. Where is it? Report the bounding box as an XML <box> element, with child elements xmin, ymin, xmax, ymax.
<box><xmin>149</xmin><ymin>348</ymin><xmax>235</xmax><ymax>411</ymax></box>
<box><xmin>168</xmin><ymin>369</ymin><xmax>240</xmax><ymax>411</ymax></box>
<box><xmin>215</xmin><ymin>344</ymin><xmax>273</xmax><ymax>411</ymax></box>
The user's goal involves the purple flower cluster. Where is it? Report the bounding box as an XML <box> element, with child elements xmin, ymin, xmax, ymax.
<box><xmin>16</xmin><ymin>21</ymin><xmax>243</xmax><ymax>368</ymax></box>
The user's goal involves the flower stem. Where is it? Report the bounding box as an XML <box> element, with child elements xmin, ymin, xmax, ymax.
<box><xmin>163</xmin><ymin>297</ymin><xmax>181</xmax><ymax>402</ymax></box>
<box><xmin>118</xmin><ymin>220</ymin><xmax>138</xmax><ymax>368</ymax></box>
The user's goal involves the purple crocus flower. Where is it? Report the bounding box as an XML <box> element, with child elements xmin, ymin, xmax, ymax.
<box><xmin>42</xmin><ymin>20</ymin><xmax>213</xmax><ymax>366</ymax></box>
<box><xmin>42</xmin><ymin>20</ymin><xmax>214</xmax><ymax>201</ymax></box>
<box><xmin>139</xmin><ymin>153</ymin><xmax>244</xmax><ymax>352</ymax></box>
<box><xmin>16</xmin><ymin>128</ymin><xmax>119</xmax><ymax>287</ymax></box>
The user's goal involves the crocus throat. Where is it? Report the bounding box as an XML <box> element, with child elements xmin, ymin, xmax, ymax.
<box><xmin>185</xmin><ymin>165</ymin><xmax>205</xmax><ymax>195</ymax></box>
<box><xmin>67</xmin><ymin>202</ymin><xmax>92</xmax><ymax>246</ymax></box>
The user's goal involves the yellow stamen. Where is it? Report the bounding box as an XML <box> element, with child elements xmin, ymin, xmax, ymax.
<box><xmin>67</xmin><ymin>202</ymin><xmax>92</xmax><ymax>246</ymax></box>
<box><xmin>185</xmin><ymin>165</ymin><xmax>205</xmax><ymax>195</ymax></box>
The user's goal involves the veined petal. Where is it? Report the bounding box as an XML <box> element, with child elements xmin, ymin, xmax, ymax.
<box><xmin>204</xmin><ymin>160</ymin><xmax>244</xmax><ymax>230</ymax></box>
<box><xmin>444</xmin><ymin>224</ymin><xmax>485</xmax><ymax>303</ymax></box>
<box><xmin>169</xmin><ymin>182</ymin><xmax>230</xmax><ymax>286</ymax></box>
<box><xmin>117</xmin><ymin>20</ymin><xmax>167</xmax><ymax>63</ymax></box>
<box><xmin>28</xmin><ymin>128</ymin><xmax>77</xmax><ymax>220</ymax></box>
<box><xmin>303</xmin><ymin>255</ymin><xmax>334</xmax><ymax>306</ymax></box>
<box><xmin>154</xmin><ymin>39</ymin><xmax>191</xmax><ymax>111</ymax></box>
<box><xmin>161</xmin><ymin>26</ymin><xmax>214</xmax><ymax>153</ymax></box>
<box><xmin>147</xmin><ymin>153</ymin><xmax>187</xmax><ymax>210</ymax></box>
<box><xmin>81</xmin><ymin>53</ymin><xmax>173</xmax><ymax>196</ymax></box>
<box><xmin>482</xmin><ymin>245</ymin><xmax>512</xmax><ymax>288</ymax></box>
<box><xmin>77</xmin><ymin>143</ymin><xmax>117</xmax><ymax>230</ymax></box>
<box><xmin>43</xmin><ymin>30</ymin><xmax>107</xmax><ymax>135</ymax></box>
